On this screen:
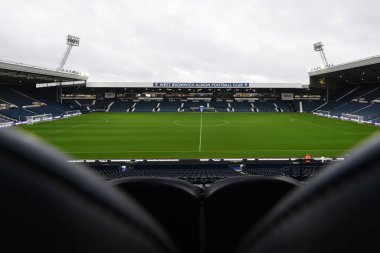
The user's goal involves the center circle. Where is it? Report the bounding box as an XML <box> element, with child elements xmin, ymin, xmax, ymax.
<box><xmin>174</xmin><ymin>118</ymin><xmax>229</xmax><ymax>128</ymax></box>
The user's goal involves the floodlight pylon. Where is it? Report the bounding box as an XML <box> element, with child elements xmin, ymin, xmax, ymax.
<box><xmin>57</xmin><ymin>35</ymin><xmax>80</xmax><ymax>71</ymax></box>
<box><xmin>313</xmin><ymin>42</ymin><xmax>329</xmax><ymax>68</ymax></box>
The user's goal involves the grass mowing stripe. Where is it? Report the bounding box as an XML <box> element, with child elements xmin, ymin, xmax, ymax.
<box><xmin>18</xmin><ymin>112</ymin><xmax>380</xmax><ymax>159</ymax></box>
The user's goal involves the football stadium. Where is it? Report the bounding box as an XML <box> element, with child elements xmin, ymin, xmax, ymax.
<box><xmin>2</xmin><ymin>1</ymin><xmax>380</xmax><ymax>252</ymax></box>
<box><xmin>2</xmin><ymin>51</ymin><xmax>380</xmax><ymax>252</ymax></box>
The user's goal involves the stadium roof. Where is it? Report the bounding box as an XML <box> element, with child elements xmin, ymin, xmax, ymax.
<box><xmin>0</xmin><ymin>59</ymin><xmax>88</xmax><ymax>85</ymax></box>
<box><xmin>86</xmin><ymin>82</ymin><xmax>308</xmax><ymax>89</ymax></box>
<box><xmin>308</xmin><ymin>55</ymin><xmax>380</xmax><ymax>87</ymax></box>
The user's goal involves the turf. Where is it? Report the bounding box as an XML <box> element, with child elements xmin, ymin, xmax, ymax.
<box><xmin>19</xmin><ymin>112</ymin><xmax>380</xmax><ymax>159</ymax></box>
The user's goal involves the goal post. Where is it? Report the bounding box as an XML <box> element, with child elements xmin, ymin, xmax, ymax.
<box><xmin>64</xmin><ymin>110</ymin><xmax>81</xmax><ymax>116</ymax></box>
<box><xmin>342</xmin><ymin>113</ymin><xmax>364</xmax><ymax>123</ymax></box>
<box><xmin>26</xmin><ymin>114</ymin><xmax>53</xmax><ymax>125</ymax></box>
<box><xmin>315</xmin><ymin>110</ymin><xmax>330</xmax><ymax>117</ymax></box>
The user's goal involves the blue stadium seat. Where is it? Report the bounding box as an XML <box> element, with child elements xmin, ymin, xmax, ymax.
<box><xmin>205</xmin><ymin>176</ymin><xmax>300</xmax><ymax>253</ymax></box>
<box><xmin>111</xmin><ymin>177</ymin><xmax>202</xmax><ymax>253</ymax></box>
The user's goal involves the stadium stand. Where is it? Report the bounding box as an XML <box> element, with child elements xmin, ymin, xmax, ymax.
<box><xmin>329</xmin><ymin>101</ymin><xmax>369</xmax><ymax>117</ymax></box>
<box><xmin>0</xmin><ymin>88</ymin><xmax>38</xmax><ymax>106</ymax></box>
<box><xmin>231</xmin><ymin>101</ymin><xmax>253</xmax><ymax>112</ymax></box>
<box><xmin>108</xmin><ymin>100</ymin><xmax>134</xmax><ymax>112</ymax></box>
<box><xmin>298</xmin><ymin>100</ymin><xmax>325</xmax><ymax>112</ymax></box>
<box><xmin>336</xmin><ymin>85</ymin><xmax>370</xmax><ymax>101</ymax></box>
<box><xmin>317</xmin><ymin>101</ymin><xmax>346</xmax><ymax>112</ymax></box>
<box><xmin>182</xmin><ymin>101</ymin><xmax>207</xmax><ymax>112</ymax></box>
<box><xmin>254</xmin><ymin>101</ymin><xmax>277</xmax><ymax>112</ymax></box>
<box><xmin>354</xmin><ymin>103</ymin><xmax>380</xmax><ymax>121</ymax></box>
<box><xmin>134</xmin><ymin>101</ymin><xmax>158</xmax><ymax>112</ymax></box>
<box><xmin>93</xmin><ymin>99</ymin><xmax>113</xmax><ymax>111</ymax></box>
<box><xmin>62</xmin><ymin>99</ymin><xmax>82</xmax><ymax>110</ymax></box>
<box><xmin>27</xmin><ymin>105</ymin><xmax>65</xmax><ymax>117</ymax></box>
<box><xmin>209</xmin><ymin>101</ymin><xmax>229</xmax><ymax>112</ymax></box>
<box><xmin>92</xmin><ymin>163</ymin><xmax>242</xmax><ymax>184</ymax></box>
<box><xmin>274</xmin><ymin>101</ymin><xmax>292</xmax><ymax>112</ymax></box>
<box><xmin>158</xmin><ymin>101</ymin><xmax>181</xmax><ymax>112</ymax></box>
<box><xmin>0</xmin><ymin>108</ymin><xmax>37</xmax><ymax>121</ymax></box>
<box><xmin>244</xmin><ymin>163</ymin><xmax>287</xmax><ymax>177</ymax></box>
<box><xmin>362</xmin><ymin>87</ymin><xmax>380</xmax><ymax>101</ymax></box>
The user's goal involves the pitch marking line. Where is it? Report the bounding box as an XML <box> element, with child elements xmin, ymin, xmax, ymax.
<box><xmin>199</xmin><ymin>113</ymin><xmax>203</xmax><ymax>152</ymax></box>
<box><xmin>64</xmin><ymin>149</ymin><xmax>347</xmax><ymax>154</ymax></box>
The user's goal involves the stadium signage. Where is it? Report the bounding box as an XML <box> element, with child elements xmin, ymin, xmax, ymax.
<box><xmin>153</xmin><ymin>83</ymin><xmax>249</xmax><ymax>88</ymax></box>
<box><xmin>281</xmin><ymin>93</ymin><xmax>294</xmax><ymax>101</ymax></box>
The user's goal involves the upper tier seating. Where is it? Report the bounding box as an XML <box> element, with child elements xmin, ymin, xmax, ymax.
<box><xmin>11</xmin><ymin>87</ymin><xmax>70</xmax><ymax>111</ymax></box>
<box><xmin>0</xmin><ymin>88</ymin><xmax>38</xmax><ymax>106</ymax></box>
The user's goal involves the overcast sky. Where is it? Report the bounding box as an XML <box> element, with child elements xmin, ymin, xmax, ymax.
<box><xmin>0</xmin><ymin>0</ymin><xmax>379</xmax><ymax>83</ymax></box>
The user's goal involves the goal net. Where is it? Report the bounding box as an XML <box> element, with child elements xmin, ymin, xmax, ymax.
<box><xmin>26</xmin><ymin>114</ymin><xmax>53</xmax><ymax>125</ymax></box>
<box><xmin>64</xmin><ymin>110</ymin><xmax>81</xmax><ymax>116</ymax></box>
<box><xmin>342</xmin><ymin>113</ymin><xmax>364</xmax><ymax>123</ymax></box>
<box><xmin>315</xmin><ymin>110</ymin><xmax>330</xmax><ymax>117</ymax></box>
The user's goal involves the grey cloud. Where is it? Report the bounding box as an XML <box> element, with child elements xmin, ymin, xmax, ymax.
<box><xmin>0</xmin><ymin>0</ymin><xmax>379</xmax><ymax>83</ymax></box>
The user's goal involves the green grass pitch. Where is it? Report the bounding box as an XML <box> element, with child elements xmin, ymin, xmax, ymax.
<box><xmin>19</xmin><ymin>112</ymin><xmax>380</xmax><ymax>159</ymax></box>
